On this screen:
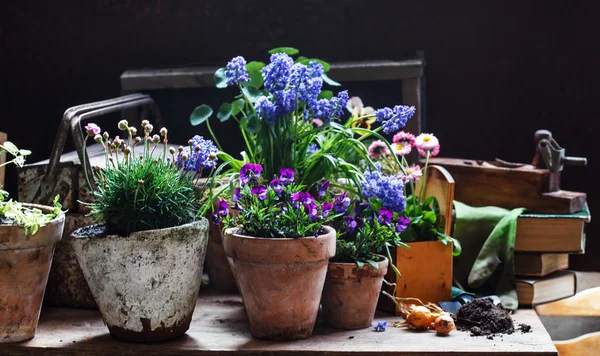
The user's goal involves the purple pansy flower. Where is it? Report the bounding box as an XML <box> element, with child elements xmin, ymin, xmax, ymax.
<box><xmin>280</xmin><ymin>168</ymin><xmax>295</xmax><ymax>186</ymax></box>
<box><xmin>232</xmin><ymin>187</ymin><xmax>241</xmax><ymax>202</ymax></box>
<box><xmin>343</xmin><ymin>216</ymin><xmax>358</xmax><ymax>232</ymax></box>
<box><xmin>317</xmin><ymin>179</ymin><xmax>330</xmax><ymax>197</ymax></box>
<box><xmin>269</xmin><ymin>179</ymin><xmax>283</xmax><ymax>196</ymax></box>
<box><xmin>321</xmin><ymin>202</ymin><xmax>334</xmax><ymax>218</ymax></box>
<box><xmin>396</xmin><ymin>216</ymin><xmax>411</xmax><ymax>233</ymax></box>
<box><xmin>217</xmin><ymin>201</ymin><xmax>228</xmax><ymax>217</ymax></box>
<box><xmin>334</xmin><ymin>192</ymin><xmax>352</xmax><ymax>213</ymax></box>
<box><xmin>305</xmin><ymin>201</ymin><xmax>319</xmax><ymax>221</ymax></box>
<box><xmin>239</xmin><ymin>163</ymin><xmax>262</xmax><ymax>186</ymax></box>
<box><xmin>378</xmin><ymin>209</ymin><xmax>393</xmax><ymax>225</ymax></box>
<box><xmin>251</xmin><ymin>184</ymin><xmax>267</xmax><ymax>201</ymax></box>
<box><xmin>291</xmin><ymin>192</ymin><xmax>313</xmax><ymax>208</ymax></box>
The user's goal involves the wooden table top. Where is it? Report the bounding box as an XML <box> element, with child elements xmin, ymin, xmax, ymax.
<box><xmin>3</xmin><ymin>292</ymin><xmax>558</xmax><ymax>355</ymax></box>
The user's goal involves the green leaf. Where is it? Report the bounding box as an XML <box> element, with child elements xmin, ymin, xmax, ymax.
<box><xmin>232</xmin><ymin>98</ymin><xmax>246</xmax><ymax>116</ymax></box>
<box><xmin>423</xmin><ymin>196</ymin><xmax>435</xmax><ymax>206</ymax></box>
<box><xmin>450</xmin><ymin>237</ymin><xmax>462</xmax><ymax>256</ymax></box>
<box><xmin>242</xmin><ymin>85</ymin><xmax>263</xmax><ymax>103</ymax></box>
<box><xmin>1</xmin><ymin>141</ymin><xmax>19</xmax><ymax>155</ymax></box>
<box><xmin>245</xmin><ymin>61</ymin><xmax>265</xmax><ymax>88</ymax></box>
<box><xmin>299</xmin><ymin>58</ymin><xmax>331</xmax><ymax>72</ymax></box>
<box><xmin>214</xmin><ymin>68</ymin><xmax>228</xmax><ymax>89</ymax></box>
<box><xmin>268</xmin><ymin>47</ymin><xmax>299</xmax><ymax>55</ymax></box>
<box><xmin>190</xmin><ymin>105</ymin><xmax>213</xmax><ymax>126</ymax></box>
<box><xmin>19</xmin><ymin>149</ymin><xmax>32</xmax><ymax>156</ymax></box>
<box><xmin>217</xmin><ymin>103</ymin><xmax>233</xmax><ymax>122</ymax></box>
<box><xmin>423</xmin><ymin>211</ymin><xmax>437</xmax><ymax>224</ymax></box>
<box><xmin>356</xmin><ymin>261</ymin><xmax>365</xmax><ymax>269</ymax></box>
<box><xmin>366</xmin><ymin>260</ymin><xmax>379</xmax><ymax>270</ymax></box>
<box><xmin>317</xmin><ymin>90</ymin><xmax>333</xmax><ymax>100</ymax></box>
<box><xmin>245</xmin><ymin>114</ymin><xmax>258</xmax><ymax>133</ymax></box>
<box><xmin>322</xmin><ymin>73</ymin><xmax>341</xmax><ymax>86</ymax></box>
<box><xmin>295</xmin><ymin>56</ymin><xmax>308</xmax><ymax>63</ymax></box>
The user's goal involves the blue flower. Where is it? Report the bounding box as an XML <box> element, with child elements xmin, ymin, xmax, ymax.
<box><xmin>306</xmin><ymin>143</ymin><xmax>320</xmax><ymax>157</ymax></box>
<box><xmin>331</xmin><ymin>90</ymin><xmax>349</xmax><ymax>118</ymax></box>
<box><xmin>308</xmin><ymin>61</ymin><xmax>324</xmax><ymax>78</ymax></box>
<box><xmin>239</xmin><ymin>163</ymin><xmax>262</xmax><ymax>186</ymax></box>
<box><xmin>251</xmin><ymin>184</ymin><xmax>267</xmax><ymax>201</ymax></box>
<box><xmin>373</xmin><ymin>321</ymin><xmax>387</xmax><ymax>332</ymax></box>
<box><xmin>269</xmin><ymin>179</ymin><xmax>283</xmax><ymax>196</ymax></box>
<box><xmin>255</xmin><ymin>96</ymin><xmax>277</xmax><ymax>125</ymax></box>
<box><xmin>280</xmin><ymin>168</ymin><xmax>295</xmax><ymax>186</ymax></box>
<box><xmin>225</xmin><ymin>56</ymin><xmax>250</xmax><ymax>85</ymax></box>
<box><xmin>361</xmin><ymin>164</ymin><xmax>406</xmax><ymax>213</ymax></box>
<box><xmin>375</xmin><ymin>105</ymin><xmax>415</xmax><ymax>134</ymax></box>
<box><xmin>262</xmin><ymin>53</ymin><xmax>294</xmax><ymax>94</ymax></box>
<box><xmin>343</xmin><ymin>216</ymin><xmax>358</xmax><ymax>232</ymax></box>
<box><xmin>177</xmin><ymin>136</ymin><xmax>218</xmax><ymax>172</ymax></box>
<box><xmin>334</xmin><ymin>192</ymin><xmax>351</xmax><ymax>213</ymax></box>
<box><xmin>396</xmin><ymin>216</ymin><xmax>411</xmax><ymax>233</ymax></box>
<box><xmin>312</xmin><ymin>91</ymin><xmax>349</xmax><ymax>122</ymax></box>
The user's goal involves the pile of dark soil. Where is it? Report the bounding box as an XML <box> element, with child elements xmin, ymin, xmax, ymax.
<box><xmin>456</xmin><ymin>298</ymin><xmax>531</xmax><ymax>338</ymax></box>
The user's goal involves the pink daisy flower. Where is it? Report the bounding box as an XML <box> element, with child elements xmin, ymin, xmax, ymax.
<box><xmin>393</xmin><ymin>142</ymin><xmax>412</xmax><ymax>157</ymax></box>
<box><xmin>415</xmin><ymin>133</ymin><xmax>440</xmax><ymax>155</ymax></box>
<box><xmin>400</xmin><ymin>164</ymin><xmax>423</xmax><ymax>183</ymax></box>
<box><xmin>392</xmin><ymin>131</ymin><xmax>416</xmax><ymax>147</ymax></box>
<box><xmin>312</xmin><ymin>118</ymin><xmax>324</xmax><ymax>127</ymax></box>
<box><xmin>417</xmin><ymin>144</ymin><xmax>440</xmax><ymax>157</ymax></box>
<box><xmin>368</xmin><ymin>140</ymin><xmax>391</xmax><ymax>158</ymax></box>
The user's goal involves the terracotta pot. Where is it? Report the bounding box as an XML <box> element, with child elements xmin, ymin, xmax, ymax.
<box><xmin>322</xmin><ymin>256</ymin><xmax>389</xmax><ymax>329</ymax></box>
<box><xmin>223</xmin><ymin>226</ymin><xmax>336</xmax><ymax>341</ymax></box>
<box><xmin>0</xmin><ymin>204</ymin><xmax>65</xmax><ymax>343</ymax></box>
<box><xmin>71</xmin><ymin>218</ymin><xmax>209</xmax><ymax>343</ymax></box>
<box><xmin>205</xmin><ymin>218</ymin><xmax>238</xmax><ymax>293</ymax></box>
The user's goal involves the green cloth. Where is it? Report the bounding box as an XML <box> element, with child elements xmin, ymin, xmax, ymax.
<box><xmin>453</xmin><ymin>201</ymin><xmax>525</xmax><ymax>311</ymax></box>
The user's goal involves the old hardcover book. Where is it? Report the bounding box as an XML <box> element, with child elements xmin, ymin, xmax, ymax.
<box><xmin>515</xmin><ymin>205</ymin><xmax>591</xmax><ymax>253</ymax></box>
<box><xmin>514</xmin><ymin>253</ymin><xmax>569</xmax><ymax>277</ymax></box>
<box><xmin>516</xmin><ymin>270</ymin><xmax>576</xmax><ymax>306</ymax></box>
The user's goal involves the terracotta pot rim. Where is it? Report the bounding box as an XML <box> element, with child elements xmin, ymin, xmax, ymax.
<box><xmin>328</xmin><ymin>254</ymin><xmax>388</xmax><ymax>267</ymax></box>
<box><xmin>326</xmin><ymin>254</ymin><xmax>389</xmax><ymax>278</ymax></box>
<box><xmin>71</xmin><ymin>217</ymin><xmax>209</xmax><ymax>240</ymax></box>
<box><xmin>0</xmin><ymin>202</ymin><xmax>66</xmax><ymax>227</ymax></box>
<box><xmin>223</xmin><ymin>225</ymin><xmax>334</xmax><ymax>241</ymax></box>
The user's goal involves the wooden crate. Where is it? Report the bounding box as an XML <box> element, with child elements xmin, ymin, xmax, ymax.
<box><xmin>0</xmin><ymin>132</ymin><xmax>6</xmax><ymax>186</ymax></box>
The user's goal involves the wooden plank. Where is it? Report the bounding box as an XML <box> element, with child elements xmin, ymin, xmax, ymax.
<box><xmin>2</xmin><ymin>292</ymin><xmax>557</xmax><ymax>355</ymax></box>
<box><xmin>554</xmin><ymin>331</ymin><xmax>600</xmax><ymax>356</ymax></box>
<box><xmin>120</xmin><ymin>60</ymin><xmax>424</xmax><ymax>91</ymax></box>
<box><xmin>0</xmin><ymin>132</ymin><xmax>6</xmax><ymax>186</ymax></box>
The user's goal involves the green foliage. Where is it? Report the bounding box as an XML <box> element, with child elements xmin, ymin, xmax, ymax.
<box><xmin>87</xmin><ymin>157</ymin><xmax>198</xmax><ymax>236</ymax></box>
<box><xmin>0</xmin><ymin>141</ymin><xmax>31</xmax><ymax>169</ymax></box>
<box><xmin>268</xmin><ymin>47</ymin><xmax>300</xmax><ymax>55</ymax></box>
<box><xmin>0</xmin><ymin>195</ymin><xmax>63</xmax><ymax>236</ymax></box>
<box><xmin>190</xmin><ymin>105</ymin><xmax>213</xmax><ymax>126</ymax></box>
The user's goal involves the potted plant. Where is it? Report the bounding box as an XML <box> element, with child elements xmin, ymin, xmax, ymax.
<box><xmin>220</xmin><ymin>164</ymin><xmax>338</xmax><ymax>340</ymax></box>
<box><xmin>70</xmin><ymin>120</ymin><xmax>222</xmax><ymax>343</ymax></box>
<box><xmin>0</xmin><ymin>142</ymin><xmax>65</xmax><ymax>343</ymax></box>
<box><xmin>321</xmin><ymin>166</ymin><xmax>410</xmax><ymax>330</ymax></box>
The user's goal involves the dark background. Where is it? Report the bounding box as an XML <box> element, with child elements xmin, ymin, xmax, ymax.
<box><xmin>0</xmin><ymin>1</ymin><xmax>597</xmax><ymax>270</ymax></box>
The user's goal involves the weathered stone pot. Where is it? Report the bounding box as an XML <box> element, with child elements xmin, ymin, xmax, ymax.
<box><xmin>71</xmin><ymin>218</ymin><xmax>209</xmax><ymax>343</ymax></box>
<box><xmin>0</xmin><ymin>204</ymin><xmax>65</xmax><ymax>343</ymax></box>
<box><xmin>223</xmin><ymin>226</ymin><xmax>336</xmax><ymax>341</ymax></box>
<box><xmin>322</xmin><ymin>256</ymin><xmax>389</xmax><ymax>330</ymax></box>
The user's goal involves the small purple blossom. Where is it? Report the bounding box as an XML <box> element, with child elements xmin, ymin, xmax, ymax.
<box><xmin>306</xmin><ymin>143</ymin><xmax>320</xmax><ymax>157</ymax></box>
<box><xmin>85</xmin><ymin>123</ymin><xmax>101</xmax><ymax>136</ymax></box>
<box><xmin>373</xmin><ymin>321</ymin><xmax>387</xmax><ymax>332</ymax></box>
<box><xmin>177</xmin><ymin>136</ymin><xmax>218</xmax><ymax>172</ymax></box>
<box><xmin>375</xmin><ymin>105</ymin><xmax>415</xmax><ymax>134</ymax></box>
<box><xmin>269</xmin><ymin>179</ymin><xmax>283</xmax><ymax>196</ymax></box>
<box><xmin>251</xmin><ymin>184</ymin><xmax>267</xmax><ymax>201</ymax></box>
<box><xmin>378</xmin><ymin>209</ymin><xmax>393</xmax><ymax>225</ymax></box>
<box><xmin>262</xmin><ymin>53</ymin><xmax>294</xmax><ymax>94</ymax></box>
<box><xmin>343</xmin><ymin>216</ymin><xmax>358</xmax><ymax>232</ymax></box>
<box><xmin>239</xmin><ymin>163</ymin><xmax>262</xmax><ymax>186</ymax></box>
<box><xmin>305</xmin><ymin>201</ymin><xmax>319</xmax><ymax>221</ymax></box>
<box><xmin>232</xmin><ymin>188</ymin><xmax>241</xmax><ymax>202</ymax></box>
<box><xmin>217</xmin><ymin>201</ymin><xmax>229</xmax><ymax>217</ymax></box>
<box><xmin>396</xmin><ymin>216</ymin><xmax>411</xmax><ymax>233</ymax></box>
<box><xmin>334</xmin><ymin>192</ymin><xmax>352</xmax><ymax>213</ymax></box>
<box><xmin>362</xmin><ymin>163</ymin><xmax>406</xmax><ymax>213</ymax></box>
<box><xmin>255</xmin><ymin>96</ymin><xmax>277</xmax><ymax>125</ymax></box>
<box><xmin>291</xmin><ymin>192</ymin><xmax>313</xmax><ymax>208</ymax></box>
<box><xmin>318</xmin><ymin>180</ymin><xmax>330</xmax><ymax>197</ymax></box>
<box><xmin>280</xmin><ymin>168</ymin><xmax>295</xmax><ymax>186</ymax></box>
<box><xmin>321</xmin><ymin>202</ymin><xmax>333</xmax><ymax>217</ymax></box>
<box><xmin>225</xmin><ymin>56</ymin><xmax>250</xmax><ymax>85</ymax></box>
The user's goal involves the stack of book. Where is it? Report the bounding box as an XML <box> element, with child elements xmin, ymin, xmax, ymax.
<box><xmin>515</xmin><ymin>205</ymin><xmax>591</xmax><ymax>306</ymax></box>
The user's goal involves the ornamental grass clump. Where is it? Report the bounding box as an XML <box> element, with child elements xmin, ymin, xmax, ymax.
<box><xmin>81</xmin><ymin>120</ymin><xmax>221</xmax><ymax>236</ymax></box>
<box><xmin>219</xmin><ymin>162</ymin><xmax>337</xmax><ymax>238</ymax></box>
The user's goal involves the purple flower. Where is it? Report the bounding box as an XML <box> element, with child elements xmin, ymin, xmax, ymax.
<box><xmin>232</xmin><ymin>188</ymin><xmax>241</xmax><ymax>202</ymax></box>
<box><xmin>269</xmin><ymin>179</ymin><xmax>283</xmax><ymax>196</ymax></box>
<box><xmin>239</xmin><ymin>163</ymin><xmax>262</xmax><ymax>186</ymax></box>
<box><xmin>280</xmin><ymin>168</ymin><xmax>295</xmax><ymax>186</ymax></box>
<box><xmin>306</xmin><ymin>143</ymin><xmax>320</xmax><ymax>157</ymax></box>
<box><xmin>343</xmin><ymin>216</ymin><xmax>358</xmax><ymax>232</ymax></box>
<box><xmin>321</xmin><ymin>202</ymin><xmax>333</xmax><ymax>217</ymax></box>
<box><xmin>375</xmin><ymin>107</ymin><xmax>393</xmax><ymax>122</ymax></box>
<box><xmin>378</xmin><ymin>209</ymin><xmax>393</xmax><ymax>226</ymax></box>
<box><xmin>334</xmin><ymin>192</ymin><xmax>352</xmax><ymax>213</ymax></box>
<box><xmin>251</xmin><ymin>184</ymin><xmax>267</xmax><ymax>201</ymax></box>
<box><xmin>396</xmin><ymin>216</ymin><xmax>411</xmax><ymax>233</ymax></box>
<box><xmin>362</xmin><ymin>163</ymin><xmax>406</xmax><ymax>213</ymax></box>
<box><xmin>356</xmin><ymin>202</ymin><xmax>370</xmax><ymax>216</ymax></box>
<box><xmin>177</xmin><ymin>136</ymin><xmax>218</xmax><ymax>172</ymax></box>
<box><xmin>375</xmin><ymin>105</ymin><xmax>415</xmax><ymax>134</ymax></box>
<box><xmin>374</xmin><ymin>321</ymin><xmax>387</xmax><ymax>332</ymax></box>
<box><xmin>317</xmin><ymin>179</ymin><xmax>330</xmax><ymax>197</ymax></box>
<box><xmin>308</xmin><ymin>61</ymin><xmax>324</xmax><ymax>78</ymax></box>
<box><xmin>291</xmin><ymin>192</ymin><xmax>313</xmax><ymax>208</ymax></box>
<box><xmin>217</xmin><ymin>201</ymin><xmax>229</xmax><ymax>217</ymax></box>
<box><xmin>85</xmin><ymin>123</ymin><xmax>101</xmax><ymax>136</ymax></box>
<box><xmin>331</xmin><ymin>90</ymin><xmax>349</xmax><ymax>118</ymax></box>
<box><xmin>255</xmin><ymin>96</ymin><xmax>277</xmax><ymax>125</ymax></box>
<box><xmin>225</xmin><ymin>56</ymin><xmax>250</xmax><ymax>85</ymax></box>
<box><xmin>262</xmin><ymin>53</ymin><xmax>294</xmax><ymax>94</ymax></box>
<box><xmin>211</xmin><ymin>213</ymin><xmax>222</xmax><ymax>225</ymax></box>
<box><xmin>305</xmin><ymin>201</ymin><xmax>319</xmax><ymax>221</ymax></box>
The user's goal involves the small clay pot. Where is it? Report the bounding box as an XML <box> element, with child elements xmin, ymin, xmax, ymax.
<box><xmin>0</xmin><ymin>203</ymin><xmax>65</xmax><ymax>343</ymax></box>
<box><xmin>205</xmin><ymin>218</ymin><xmax>238</xmax><ymax>293</ymax></box>
<box><xmin>322</xmin><ymin>256</ymin><xmax>389</xmax><ymax>330</ymax></box>
<box><xmin>71</xmin><ymin>218</ymin><xmax>209</xmax><ymax>343</ymax></box>
<box><xmin>223</xmin><ymin>226</ymin><xmax>336</xmax><ymax>341</ymax></box>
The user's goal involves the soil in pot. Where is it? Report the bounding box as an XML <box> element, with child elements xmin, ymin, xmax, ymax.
<box><xmin>223</xmin><ymin>226</ymin><xmax>336</xmax><ymax>341</ymax></box>
<box><xmin>71</xmin><ymin>218</ymin><xmax>209</xmax><ymax>343</ymax></box>
<box><xmin>0</xmin><ymin>204</ymin><xmax>65</xmax><ymax>343</ymax></box>
<box><xmin>322</xmin><ymin>256</ymin><xmax>389</xmax><ymax>329</ymax></box>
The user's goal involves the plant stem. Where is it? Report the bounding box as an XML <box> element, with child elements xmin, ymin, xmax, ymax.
<box><xmin>419</xmin><ymin>151</ymin><xmax>431</xmax><ymax>202</ymax></box>
<box><xmin>82</xmin><ymin>138</ymin><xmax>93</xmax><ymax>191</ymax></box>
<box><xmin>206</xmin><ymin>118</ymin><xmax>223</xmax><ymax>152</ymax></box>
